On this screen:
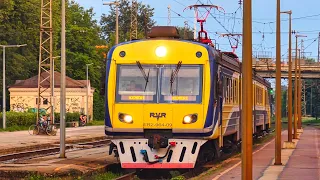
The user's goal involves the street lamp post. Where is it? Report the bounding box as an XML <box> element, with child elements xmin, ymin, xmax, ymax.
<box><xmin>280</xmin><ymin>10</ymin><xmax>292</xmax><ymax>143</ymax></box>
<box><xmin>294</xmin><ymin>34</ymin><xmax>306</xmax><ymax>139</ymax></box>
<box><xmin>52</xmin><ymin>56</ymin><xmax>60</xmax><ymax>125</ymax></box>
<box><xmin>0</xmin><ymin>44</ymin><xmax>27</xmax><ymax>129</ymax></box>
<box><xmin>60</xmin><ymin>0</ymin><xmax>66</xmax><ymax>158</ymax></box>
<box><xmin>103</xmin><ymin>1</ymin><xmax>120</xmax><ymax>44</ymax></box>
<box><xmin>86</xmin><ymin>63</ymin><xmax>93</xmax><ymax>121</ymax></box>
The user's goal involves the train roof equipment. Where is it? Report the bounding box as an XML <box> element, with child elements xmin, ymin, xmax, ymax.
<box><xmin>148</xmin><ymin>26</ymin><xmax>180</xmax><ymax>39</ymax></box>
<box><xmin>184</xmin><ymin>4</ymin><xmax>224</xmax><ymax>46</ymax></box>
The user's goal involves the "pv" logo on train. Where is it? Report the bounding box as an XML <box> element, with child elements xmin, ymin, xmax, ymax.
<box><xmin>150</xmin><ymin>113</ymin><xmax>166</xmax><ymax>120</ymax></box>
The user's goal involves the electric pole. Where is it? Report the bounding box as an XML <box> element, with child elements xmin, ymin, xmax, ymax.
<box><xmin>60</xmin><ymin>0</ymin><xmax>66</xmax><ymax>158</ymax></box>
<box><xmin>130</xmin><ymin>0</ymin><xmax>138</xmax><ymax>40</ymax></box>
<box><xmin>37</xmin><ymin>0</ymin><xmax>54</xmax><ymax>125</ymax></box>
<box><xmin>274</xmin><ymin>0</ymin><xmax>282</xmax><ymax>166</ymax></box>
<box><xmin>281</xmin><ymin>10</ymin><xmax>292</xmax><ymax>142</ymax></box>
<box><xmin>143</xmin><ymin>9</ymin><xmax>148</xmax><ymax>38</ymax></box>
<box><xmin>242</xmin><ymin>0</ymin><xmax>253</xmax><ymax>178</ymax></box>
<box><xmin>318</xmin><ymin>32</ymin><xmax>320</xmax><ymax>62</ymax></box>
<box><xmin>103</xmin><ymin>1</ymin><xmax>120</xmax><ymax>44</ymax></box>
<box><xmin>0</xmin><ymin>44</ymin><xmax>27</xmax><ymax>129</ymax></box>
<box><xmin>184</xmin><ymin>21</ymin><xmax>188</xmax><ymax>39</ymax></box>
<box><xmin>168</xmin><ymin>5</ymin><xmax>171</xmax><ymax>26</ymax></box>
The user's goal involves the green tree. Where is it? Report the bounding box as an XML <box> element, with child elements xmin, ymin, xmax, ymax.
<box><xmin>176</xmin><ymin>26</ymin><xmax>194</xmax><ymax>40</ymax></box>
<box><xmin>100</xmin><ymin>0</ymin><xmax>156</xmax><ymax>45</ymax></box>
<box><xmin>0</xmin><ymin>0</ymin><xmax>106</xmax><ymax>120</ymax></box>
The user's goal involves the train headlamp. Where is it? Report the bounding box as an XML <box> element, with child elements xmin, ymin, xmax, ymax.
<box><xmin>155</xmin><ymin>46</ymin><xmax>167</xmax><ymax>57</ymax></box>
<box><xmin>119</xmin><ymin>113</ymin><xmax>133</xmax><ymax>124</ymax></box>
<box><xmin>183</xmin><ymin>114</ymin><xmax>198</xmax><ymax>124</ymax></box>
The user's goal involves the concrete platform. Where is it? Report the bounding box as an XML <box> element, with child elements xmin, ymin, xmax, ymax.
<box><xmin>0</xmin><ymin>126</ymin><xmax>105</xmax><ymax>155</ymax></box>
<box><xmin>282</xmin><ymin>140</ymin><xmax>297</xmax><ymax>149</ymax></box>
<box><xmin>0</xmin><ymin>146</ymin><xmax>117</xmax><ymax>179</ymax></box>
<box><xmin>203</xmin><ymin>127</ymin><xmax>320</xmax><ymax>180</ymax></box>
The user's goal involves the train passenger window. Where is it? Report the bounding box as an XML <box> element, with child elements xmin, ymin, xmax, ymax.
<box><xmin>234</xmin><ymin>79</ymin><xmax>237</xmax><ymax>104</ymax></box>
<box><xmin>223</xmin><ymin>77</ymin><xmax>226</xmax><ymax>102</ymax></box>
<box><xmin>256</xmin><ymin>86</ymin><xmax>263</xmax><ymax>105</ymax></box>
<box><xmin>160</xmin><ymin>65</ymin><xmax>202</xmax><ymax>103</ymax></box>
<box><xmin>116</xmin><ymin>65</ymin><xmax>157</xmax><ymax>103</ymax></box>
<box><xmin>229</xmin><ymin>78</ymin><xmax>233</xmax><ymax>104</ymax></box>
<box><xmin>226</xmin><ymin>77</ymin><xmax>229</xmax><ymax>103</ymax></box>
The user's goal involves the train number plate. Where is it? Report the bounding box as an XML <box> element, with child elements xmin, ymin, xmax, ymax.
<box><xmin>143</xmin><ymin>123</ymin><xmax>172</xmax><ymax>128</ymax></box>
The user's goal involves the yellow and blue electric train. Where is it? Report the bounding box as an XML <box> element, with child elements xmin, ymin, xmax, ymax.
<box><xmin>104</xmin><ymin>26</ymin><xmax>272</xmax><ymax>169</ymax></box>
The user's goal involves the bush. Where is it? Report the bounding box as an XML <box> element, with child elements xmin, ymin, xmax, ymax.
<box><xmin>0</xmin><ymin>111</ymin><xmax>82</xmax><ymax>129</ymax></box>
<box><xmin>54</xmin><ymin>112</ymin><xmax>81</xmax><ymax>123</ymax></box>
<box><xmin>0</xmin><ymin>112</ymin><xmax>36</xmax><ymax>128</ymax></box>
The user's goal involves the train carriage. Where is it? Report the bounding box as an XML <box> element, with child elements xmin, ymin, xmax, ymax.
<box><xmin>103</xmin><ymin>26</ymin><xmax>272</xmax><ymax>169</ymax></box>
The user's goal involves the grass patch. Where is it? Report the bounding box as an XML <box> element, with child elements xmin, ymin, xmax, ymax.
<box><xmin>92</xmin><ymin>171</ymin><xmax>121</xmax><ymax>180</ymax></box>
<box><xmin>0</xmin><ymin>125</ymin><xmax>29</xmax><ymax>132</ymax></box>
<box><xmin>86</xmin><ymin>120</ymin><xmax>104</xmax><ymax>126</ymax></box>
<box><xmin>302</xmin><ymin>118</ymin><xmax>320</xmax><ymax>128</ymax></box>
<box><xmin>25</xmin><ymin>171</ymin><xmax>121</xmax><ymax>180</ymax></box>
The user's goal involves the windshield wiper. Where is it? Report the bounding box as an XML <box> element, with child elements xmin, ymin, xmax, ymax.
<box><xmin>170</xmin><ymin>61</ymin><xmax>182</xmax><ymax>95</ymax></box>
<box><xmin>136</xmin><ymin>61</ymin><xmax>150</xmax><ymax>92</ymax></box>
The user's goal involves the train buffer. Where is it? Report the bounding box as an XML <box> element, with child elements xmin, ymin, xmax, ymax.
<box><xmin>206</xmin><ymin>127</ymin><xmax>320</xmax><ymax>180</ymax></box>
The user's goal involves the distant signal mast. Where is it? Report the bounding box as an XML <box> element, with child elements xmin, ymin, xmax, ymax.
<box><xmin>184</xmin><ymin>4</ymin><xmax>224</xmax><ymax>46</ymax></box>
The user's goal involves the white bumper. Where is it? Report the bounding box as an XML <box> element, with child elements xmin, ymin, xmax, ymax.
<box><xmin>112</xmin><ymin>139</ymin><xmax>207</xmax><ymax>169</ymax></box>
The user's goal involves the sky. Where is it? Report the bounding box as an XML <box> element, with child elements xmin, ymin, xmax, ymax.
<box><xmin>73</xmin><ymin>0</ymin><xmax>320</xmax><ymax>88</ymax></box>
<box><xmin>74</xmin><ymin>0</ymin><xmax>320</xmax><ymax>63</ymax></box>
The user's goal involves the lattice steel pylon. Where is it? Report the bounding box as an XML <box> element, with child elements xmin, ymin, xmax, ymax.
<box><xmin>37</xmin><ymin>0</ymin><xmax>53</xmax><ymax>124</ymax></box>
<box><xmin>184</xmin><ymin>21</ymin><xmax>188</xmax><ymax>39</ymax></box>
<box><xmin>167</xmin><ymin>5</ymin><xmax>171</xmax><ymax>26</ymax></box>
<box><xmin>300</xmin><ymin>39</ymin><xmax>307</xmax><ymax>116</ymax></box>
<box><xmin>318</xmin><ymin>32</ymin><xmax>320</xmax><ymax>62</ymax></box>
<box><xmin>302</xmin><ymin>80</ymin><xmax>307</xmax><ymax>116</ymax></box>
<box><xmin>130</xmin><ymin>0</ymin><xmax>138</xmax><ymax>40</ymax></box>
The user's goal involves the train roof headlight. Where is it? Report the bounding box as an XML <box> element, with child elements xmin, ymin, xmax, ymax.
<box><xmin>155</xmin><ymin>46</ymin><xmax>167</xmax><ymax>57</ymax></box>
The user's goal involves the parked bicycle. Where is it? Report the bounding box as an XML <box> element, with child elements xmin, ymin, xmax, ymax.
<box><xmin>28</xmin><ymin>119</ymin><xmax>57</xmax><ymax>136</ymax></box>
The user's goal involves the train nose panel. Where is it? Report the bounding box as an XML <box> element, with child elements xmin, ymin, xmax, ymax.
<box><xmin>112</xmin><ymin>139</ymin><xmax>207</xmax><ymax>169</ymax></box>
<box><xmin>143</xmin><ymin>105</ymin><xmax>173</xmax><ymax>129</ymax></box>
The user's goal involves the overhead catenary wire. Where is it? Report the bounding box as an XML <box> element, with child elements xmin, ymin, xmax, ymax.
<box><xmin>171</xmin><ymin>0</ymin><xmax>319</xmax><ymax>58</ymax></box>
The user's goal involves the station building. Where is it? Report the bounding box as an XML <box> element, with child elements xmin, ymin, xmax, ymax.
<box><xmin>8</xmin><ymin>71</ymin><xmax>94</xmax><ymax>119</ymax></box>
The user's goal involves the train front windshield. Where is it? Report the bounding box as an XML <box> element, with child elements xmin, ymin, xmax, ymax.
<box><xmin>116</xmin><ymin>64</ymin><xmax>202</xmax><ymax>103</ymax></box>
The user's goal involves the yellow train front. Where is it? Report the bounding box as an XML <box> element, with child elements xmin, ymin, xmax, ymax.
<box><xmin>104</xmin><ymin>26</ymin><xmax>271</xmax><ymax>169</ymax></box>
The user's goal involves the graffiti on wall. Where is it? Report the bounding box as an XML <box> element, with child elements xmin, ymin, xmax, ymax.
<box><xmin>10</xmin><ymin>96</ymin><xmax>32</xmax><ymax>112</ymax></box>
<box><xmin>55</xmin><ymin>97</ymin><xmax>82</xmax><ymax>113</ymax></box>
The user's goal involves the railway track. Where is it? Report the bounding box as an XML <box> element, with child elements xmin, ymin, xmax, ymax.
<box><xmin>102</xmin><ymin>131</ymin><xmax>274</xmax><ymax>180</ymax></box>
<box><xmin>0</xmin><ymin>139</ymin><xmax>110</xmax><ymax>163</ymax></box>
<box><xmin>179</xmin><ymin>130</ymin><xmax>275</xmax><ymax>179</ymax></box>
